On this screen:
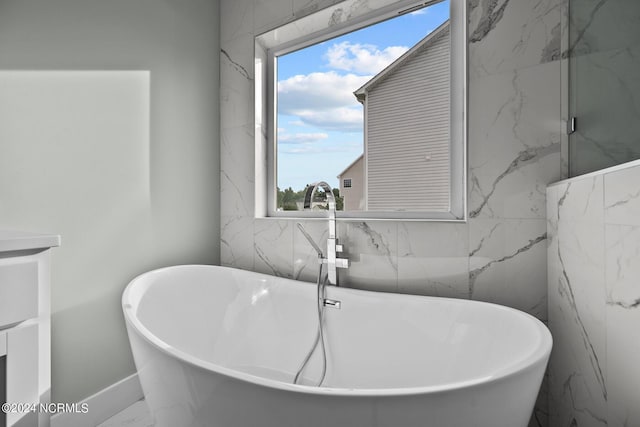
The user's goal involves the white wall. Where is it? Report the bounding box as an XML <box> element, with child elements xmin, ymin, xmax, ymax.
<box><xmin>0</xmin><ymin>0</ymin><xmax>220</xmax><ymax>404</ymax></box>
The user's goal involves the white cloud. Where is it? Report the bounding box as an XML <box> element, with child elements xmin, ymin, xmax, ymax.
<box><xmin>280</xmin><ymin>142</ymin><xmax>326</xmax><ymax>154</ymax></box>
<box><xmin>278</xmin><ymin>71</ymin><xmax>369</xmax><ymax>111</ymax></box>
<box><xmin>294</xmin><ymin>107</ymin><xmax>363</xmax><ymax>132</ymax></box>
<box><xmin>278</xmin><ymin>71</ymin><xmax>368</xmax><ymax>132</ymax></box>
<box><xmin>278</xmin><ymin>134</ymin><xmax>362</xmax><ymax>155</ymax></box>
<box><xmin>278</xmin><ymin>132</ymin><xmax>329</xmax><ymax>145</ymax></box>
<box><xmin>276</xmin><ymin>41</ymin><xmax>409</xmax><ymax>133</ymax></box>
<box><xmin>325</xmin><ymin>42</ymin><xmax>408</xmax><ymax>75</ymax></box>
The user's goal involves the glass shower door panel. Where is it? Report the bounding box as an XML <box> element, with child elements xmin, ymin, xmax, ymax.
<box><xmin>569</xmin><ymin>0</ymin><xmax>640</xmax><ymax>176</ymax></box>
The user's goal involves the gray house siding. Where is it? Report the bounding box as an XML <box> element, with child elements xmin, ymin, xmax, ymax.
<box><xmin>337</xmin><ymin>154</ymin><xmax>365</xmax><ymax>211</ymax></box>
<box><xmin>364</xmin><ymin>24</ymin><xmax>450</xmax><ymax>211</ymax></box>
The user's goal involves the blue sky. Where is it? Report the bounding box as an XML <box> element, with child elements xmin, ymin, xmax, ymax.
<box><xmin>276</xmin><ymin>0</ymin><xmax>449</xmax><ymax>192</ymax></box>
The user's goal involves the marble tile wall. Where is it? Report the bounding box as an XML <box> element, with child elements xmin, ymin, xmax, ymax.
<box><xmin>220</xmin><ymin>1</ymin><xmax>563</xmax><ymax>425</ymax></box>
<box><xmin>547</xmin><ymin>159</ymin><xmax>640</xmax><ymax>427</ymax></box>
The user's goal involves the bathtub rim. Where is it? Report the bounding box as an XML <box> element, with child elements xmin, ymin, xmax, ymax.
<box><xmin>122</xmin><ymin>264</ymin><xmax>552</xmax><ymax>398</ymax></box>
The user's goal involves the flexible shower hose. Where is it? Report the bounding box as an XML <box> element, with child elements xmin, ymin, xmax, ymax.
<box><xmin>293</xmin><ymin>254</ymin><xmax>328</xmax><ymax>387</ymax></box>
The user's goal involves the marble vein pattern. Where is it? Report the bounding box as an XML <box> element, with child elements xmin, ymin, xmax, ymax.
<box><xmin>605</xmin><ymin>225</ymin><xmax>640</xmax><ymax>310</ymax></box>
<box><xmin>569</xmin><ymin>0</ymin><xmax>639</xmax><ymax>56</ymax></box>
<box><xmin>339</xmin><ymin>221</ymin><xmax>399</xmax><ymax>292</ymax></box>
<box><xmin>468</xmin><ymin>0</ymin><xmax>562</xmax><ymax>78</ymax></box>
<box><xmin>567</xmin><ymin>0</ymin><xmax>608</xmax><ymax>56</ymax></box>
<box><xmin>397</xmin><ymin>222</ymin><xmax>469</xmax><ymax>298</ymax></box>
<box><xmin>470</xmin><ymin>230</ymin><xmax>546</xmax><ymax>291</ymax></box>
<box><xmin>254</xmin><ymin>219</ymin><xmax>294</xmax><ymax>277</ymax></box>
<box><xmin>604</xmin><ymin>163</ymin><xmax>640</xmax><ymax>427</ymax></box>
<box><xmin>605</xmin><ymin>164</ymin><xmax>640</xmax><ymax>226</ymax></box>
<box><xmin>469</xmin><ymin>219</ymin><xmax>548</xmax><ymax>319</ymax></box>
<box><xmin>605</xmin><ymin>225</ymin><xmax>640</xmax><ymax>426</ymax></box>
<box><xmin>221</xmin><ymin>125</ymin><xmax>256</xmax><ymax>218</ymax></box>
<box><xmin>221</xmin><ymin>0</ymin><xmax>254</xmax><ymax>44</ymax></box>
<box><xmin>220</xmin><ymin>48</ymin><xmax>254</xmax><ymax>131</ymax></box>
<box><xmin>293</xmin><ymin>0</ymin><xmax>344</xmax><ymax>20</ymax></box>
<box><xmin>221</xmin><ymin>49</ymin><xmax>252</xmax><ymax>81</ymax></box>
<box><xmin>548</xmin><ymin>160</ymin><xmax>640</xmax><ymax>427</ymax></box>
<box><xmin>468</xmin><ymin>60</ymin><xmax>562</xmax><ymax>220</ymax></box>
<box><xmin>548</xmin><ymin>176</ymin><xmax>608</xmax><ymax>427</ymax></box>
<box><xmin>468</xmin><ymin>0</ymin><xmax>509</xmax><ymax>44</ymax></box>
<box><xmin>221</xmin><ymin>215</ymin><xmax>255</xmax><ymax>270</ymax></box>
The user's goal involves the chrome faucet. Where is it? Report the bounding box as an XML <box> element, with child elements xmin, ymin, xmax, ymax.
<box><xmin>302</xmin><ymin>181</ymin><xmax>349</xmax><ymax>285</ymax></box>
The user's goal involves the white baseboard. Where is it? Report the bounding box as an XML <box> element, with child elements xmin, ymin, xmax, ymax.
<box><xmin>51</xmin><ymin>373</ymin><xmax>144</xmax><ymax>427</ymax></box>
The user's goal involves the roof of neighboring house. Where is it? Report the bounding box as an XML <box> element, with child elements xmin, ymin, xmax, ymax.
<box><xmin>353</xmin><ymin>20</ymin><xmax>450</xmax><ymax>103</ymax></box>
<box><xmin>336</xmin><ymin>153</ymin><xmax>364</xmax><ymax>179</ymax></box>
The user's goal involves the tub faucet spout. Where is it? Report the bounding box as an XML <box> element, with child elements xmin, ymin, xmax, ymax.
<box><xmin>303</xmin><ymin>181</ymin><xmax>349</xmax><ymax>285</ymax></box>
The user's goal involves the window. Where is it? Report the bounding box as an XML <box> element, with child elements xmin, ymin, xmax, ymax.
<box><xmin>256</xmin><ymin>0</ymin><xmax>466</xmax><ymax>220</ymax></box>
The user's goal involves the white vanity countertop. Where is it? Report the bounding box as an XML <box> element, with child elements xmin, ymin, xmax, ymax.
<box><xmin>0</xmin><ymin>230</ymin><xmax>61</xmax><ymax>252</ymax></box>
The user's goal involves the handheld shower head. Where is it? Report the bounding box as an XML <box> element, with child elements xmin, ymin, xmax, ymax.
<box><xmin>297</xmin><ymin>223</ymin><xmax>324</xmax><ymax>258</ymax></box>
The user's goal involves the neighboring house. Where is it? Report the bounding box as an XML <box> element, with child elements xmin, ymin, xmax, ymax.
<box><xmin>354</xmin><ymin>21</ymin><xmax>451</xmax><ymax>211</ymax></box>
<box><xmin>337</xmin><ymin>154</ymin><xmax>364</xmax><ymax>211</ymax></box>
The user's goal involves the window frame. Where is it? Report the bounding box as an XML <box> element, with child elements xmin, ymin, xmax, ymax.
<box><xmin>255</xmin><ymin>0</ymin><xmax>467</xmax><ymax>221</ymax></box>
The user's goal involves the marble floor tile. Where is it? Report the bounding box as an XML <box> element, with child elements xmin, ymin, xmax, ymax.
<box><xmin>97</xmin><ymin>400</ymin><xmax>154</xmax><ymax>427</ymax></box>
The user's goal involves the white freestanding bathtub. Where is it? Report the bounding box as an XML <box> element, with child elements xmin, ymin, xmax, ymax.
<box><xmin>123</xmin><ymin>265</ymin><xmax>551</xmax><ymax>427</ymax></box>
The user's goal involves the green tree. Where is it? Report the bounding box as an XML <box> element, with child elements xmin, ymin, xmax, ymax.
<box><xmin>276</xmin><ymin>185</ymin><xmax>344</xmax><ymax>211</ymax></box>
<box><xmin>277</xmin><ymin>186</ymin><xmax>300</xmax><ymax>210</ymax></box>
<box><xmin>333</xmin><ymin>188</ymin><xmax>344</xmax><ymax>211</ymax></box>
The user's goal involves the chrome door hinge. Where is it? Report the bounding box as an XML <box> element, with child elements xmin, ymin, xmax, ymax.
<box><xmin>567</xmin><ymin>117</ymin><xmax>577</xmax><ymax>135</ymax></box>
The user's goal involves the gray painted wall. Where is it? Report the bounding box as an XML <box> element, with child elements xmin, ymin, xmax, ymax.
<box><xmin>0</xmin><ymin>0</ymin><xmax>220</xmax><ymax>404</ymax></box>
